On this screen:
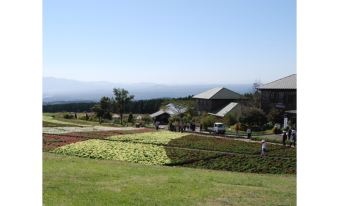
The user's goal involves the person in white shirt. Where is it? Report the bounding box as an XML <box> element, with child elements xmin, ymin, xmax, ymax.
<box><xmin>261</xmin><ymin>140</ymin><xmax>268</xmax><ymax>156</ymax></box>
<box><xmin>246</xmin><ymin>128</ymin><xmax>252</xmax><ymax>139</ymax></box>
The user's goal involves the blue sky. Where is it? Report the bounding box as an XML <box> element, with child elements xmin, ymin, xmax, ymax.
<box><xmin>43</xmin><ymin>0</ymin><xmax>295</xmax><ymax>84</ymax></box>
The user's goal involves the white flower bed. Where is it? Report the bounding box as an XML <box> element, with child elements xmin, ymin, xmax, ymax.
<box><xmin>43</xmin><ymin>126</ymin><xmax>142</xmax><ymax>134</ymax></box>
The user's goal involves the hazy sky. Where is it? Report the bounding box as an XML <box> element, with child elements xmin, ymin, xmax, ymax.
<box><xmin>43</xmin><ymin>0</ymin><xmax>296</xmax><ymax>84</ymax></box>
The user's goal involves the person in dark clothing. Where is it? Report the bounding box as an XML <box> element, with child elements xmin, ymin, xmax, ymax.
<box><xmin>169</xmin><ymin>122</ymin><xmax>173</xmax><ymax>131</ymax></box>
<box><xmin>282</xmin><ymin>131</ymin><xmax>287</xmax><ymax>146</ymax></box>
<box><xmin>155</xmin><ymin>121</ymin><xmax>160</xmax><ymax>130</ymax></box>
<box><xmin>287</xmin><ymin>128</ymin><xmax>292</xmax><ymax>140</ymax></box>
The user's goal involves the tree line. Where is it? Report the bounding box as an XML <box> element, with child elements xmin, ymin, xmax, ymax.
<box><xmin>43</xmin><ymin>94</ymin><xmax>193</xmax><ymax>115</ymax></box>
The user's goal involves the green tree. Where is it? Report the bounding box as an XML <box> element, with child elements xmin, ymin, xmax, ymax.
<box><xmin>91</xmin><ymin>96</ymin><xmax>112</xmax><ymax>123</ymax></box>
<box><xmin>112</xmin><ymin>88</ymin><xmax>134</xmax><ymax>125</ymax></box>
<box><xmin>92</xmin><ymin>104</ymin><xmax>104</xmax><ymax>123</ymax></box>
<box><xmin>243</xmin><ymin>81</ymin><xmax>262</xmax><ymax>108</ymax></box>
<box><xmin>239</xmin><ymin>107</ymin><xmax>267</xmax><ymax>128</ymax></box>
<box><xmin>200</xmin><ymin>114</ymin><xmax>217</xmax><ymax>131</ymax></box>
<box><xmin>267</xmin><ymin>108</ymin><xmax>284</xmax><ymax>124</ymax></box>
<box><xmin>223</xmin><ymin>113</ymin><xmax>238</xmax><ymax>126</ymax></box>
<box><xmin>128</xmin><ymin>113</ymin><xmax>134</xmax><ymax>123</ymax></box>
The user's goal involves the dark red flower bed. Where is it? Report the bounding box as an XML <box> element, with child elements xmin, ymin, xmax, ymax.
<box><xmin>43</xmin><ymin>134</ymin><xmax>88</xmax><ymax>151</ymax></box>
<box><xmin>64</xmin><ymin>128</ymin><xmax>153</xmax><ymax>139</ymax></box>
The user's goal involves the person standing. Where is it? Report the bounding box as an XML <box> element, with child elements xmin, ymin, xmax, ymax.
<box><xmin>282</xmin><ymin>131</ymin><xmax>287</xmax><ymax>146</ymax></box>
<box><xmin>246</xmin><ymin>127</ymin><xmax>252</xmax><ymax>139</ymax></box>
<box><xmin>155</xmin><ymin>121</ymin><xmax>160</xmax><ymax>130</ymax></box>
<box><xmin>235</xmin><ymin>122</ymin><xmax>240</xmax><ymax>137</ymax></box>
<box><xmin>169</xmin><ymin>122</ymin><xmax>173</xmax><ymax>131</ymax></box>
<box><xmin>261</xmin><ymin>140</ymin><xmax>268</xmax><ymax>156</ymax></box>
<box><xmin>290</xmin><ymin>129</ymin><xmax>296</xmax><ymax>147</ymax></box>
<box><xmin>287</xmin><ymin>128</ymin><xmax>292</xmax><ymax>140</ymax></box>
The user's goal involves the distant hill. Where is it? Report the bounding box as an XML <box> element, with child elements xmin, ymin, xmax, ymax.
<box><xmin>43</xmin><ymin>77</ymin><xmax>252</xmax><ymax>103</ymax></box>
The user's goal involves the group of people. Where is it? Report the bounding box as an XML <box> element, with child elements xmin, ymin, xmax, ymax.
<box><xmin>166</xmin><ymin>121</ymin><xmax>197</xmax><ymax>133</ymax></box>
<box><xmin>282</xmin><ymin>128</ymin><xmax>297</xmax><ymax>147</ymax></box>
<box><xmin>261</xmin><ymin>127</ymin><xmax>297</xmax><ymax>156</ymax></box>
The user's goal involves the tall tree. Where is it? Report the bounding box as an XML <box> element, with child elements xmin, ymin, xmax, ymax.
<box><xmin>91</xmin><ymin>96</ymin><xmax>112</xmax><ymax>123</ymax></box>
<box><xmin>112</xmin><ymin>88</ymin><xmax>134</xmax><ymax>124</ymax></box>
<box><xmin>243</xmin><ymin>81</ymin><xmax>262</xmax><ymax>108</ymax></box>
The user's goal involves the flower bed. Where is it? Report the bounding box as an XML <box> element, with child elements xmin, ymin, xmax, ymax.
<box><xmin>43</xmin><ymin>134</ymin><xmax>89</xmax><ymax>151</ymax></box>
<box><xmin>65</xmin><ymin>128</ymin><xmax>153</xmax><ymax>139</ymax></box>
<box><xmin>108</xmin><ymin>133</ymin><xmax>296</xmax><ymax>158</ymax></box>
<box><xmin>107</xmin><ymin>131</ymin><xmax>189</xmax><ymax>144</ymax></box>
<box><xmin>182</xmin><ymin>154</ymin><xmax>296</xmax><ymax>174</ymax></box>
<box><xmin>52</xmin><ymin>139</ymin><xmax>221</xmax><ymax>165</ymax></box>
<box><xmin>43</xmin><ymin>126</ymin><xmax>145</xmax><ymax>134</ymax></box>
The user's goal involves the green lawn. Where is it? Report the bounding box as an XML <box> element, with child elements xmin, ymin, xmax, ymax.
<box><xmin>44</xmin><ymin>153</ymin><xmax>296</xmax><ymax>206</ymax></box>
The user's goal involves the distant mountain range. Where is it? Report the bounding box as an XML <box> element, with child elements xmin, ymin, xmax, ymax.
<box><xmin>43</xmin><ymin>77</ymin><xmax>253</xmax><ymax>104</ymax></box>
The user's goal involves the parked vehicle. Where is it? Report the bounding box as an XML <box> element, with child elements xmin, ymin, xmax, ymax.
<box><xmin>208</xmin><ymin>122</ymin><xmax>225</xmax><ymax>134</ymax></box>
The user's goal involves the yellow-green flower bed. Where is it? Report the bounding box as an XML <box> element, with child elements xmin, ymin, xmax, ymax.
<box><xmin>107</xmin><ymin>131</ymin><xmax>189</xmax><ymax>145</ymax></box>
<box><xmin>53</xmin><ymin>139</ymin><xmax>221</xmax><ymax>165</ymax></box>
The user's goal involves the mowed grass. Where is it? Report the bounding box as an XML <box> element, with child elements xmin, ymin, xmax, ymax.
<box><xmin>43</xmin><ymin>115</ymin><xmax>86</xmax><ymax>127</ymax></box>
<box><xmin>44</xmin><ymin>153</ymin><xmax>296</xmax><ymax>206</ymax></box>
<box><xmin>43</xmin><ymin>113</ymin><xmax>116</xmax><ymax>127</ymax></box>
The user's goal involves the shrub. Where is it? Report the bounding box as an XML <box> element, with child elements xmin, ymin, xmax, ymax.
<box><xmin>128</xmin><ymin>113</ymin><xmax>134</xmax><ymax>123</ymax></box>
<box><xmin>200</xmin><ymin>115</ymin><xmax>217</xmax><ymax>131</ymax></box>
<box><xmin>263</xmin><ymin>122</ymin><xmax>274</xmax><ymax>130</ymax></box>
<box><xmin>223</xmin><ymin>113</ymin><xmax>238</xmax><ymax>126</ymax></box>
<box><xmin>103</xmin><ymin>112</ymin><xmax>112</xmax><ymax>120</ymax></box>
<box><xmin>239</xmin><ymin>107</ymin><xmax>267</xmax><ymax>128</ymax></box>
<box><xmin>272</xmin><ymin>127</ymin><xmax>282</xmax><ymax>134</ymax></box>
<box><xmin>267</xmin><ymin>108</ymin><xmax>284</xmax><ymax>124</ymax></box>
<box><xmin>143</xmin><ymin>116</ymin><xmax>152</xmax><ymax>125</ymax></box>
<box><xmin>63</xmin><ymin>113</ymin><xmax>74</xmax><ymax>119</ymax></box>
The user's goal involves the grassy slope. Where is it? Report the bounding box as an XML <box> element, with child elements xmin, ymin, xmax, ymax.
<box><xmin>44</xmin><ymin>153</ymin><xmax>296</xmax><ymax>206</ymax></box>
<box><xmin>43</xmin><ymin>115</ymin><xmax>86</xmax><ymax>127</ymax></box>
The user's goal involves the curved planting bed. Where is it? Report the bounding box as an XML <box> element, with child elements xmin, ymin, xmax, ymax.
<box><xmin>52</xmin><ymin>139</ymin><xmax>221</xmax><ymax>165</ymax></box>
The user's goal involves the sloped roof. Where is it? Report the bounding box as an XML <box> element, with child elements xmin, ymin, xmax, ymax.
<box><xmin>150</xmin><ymin>103</ymin><xmax>187</xmax><ymax>118</ymax></box>
<box><xmin>258</xmin><ymin>74</ymin><xmax>296</xmax><ymax>90</ymax></box>
<box><xmin>209</xmin><ymin>102</ymin><xmax>239</xmax><ymax>117</ymax></box>
<box><xmin>193</xmin><ymin>87</ymin><xmax>243</xmax><ymax>100</ymax></box>
<box><xmin>150</xmin><ymin>110</ymin><xmax>167</xmax><ymax>118</ymax></box>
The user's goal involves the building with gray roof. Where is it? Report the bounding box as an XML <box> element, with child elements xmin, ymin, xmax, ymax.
<box><xmin>208</xmin><ymin>102</ymin><xmax>241</xmax><ymax>118</ymax></box>
<box><xmin>150</xmin><ymin>103</ymin><xmax>187</xmax><ymax>124</ymax></box>
<box><xmin>258</xmin><ymin>74</ymin><xmax>296</xmax><ymax>114</ymax></box>
<box><xmin>193</xmin><ymin>87</ymin><xmax>244</xmax><ymax>114</ymax></box>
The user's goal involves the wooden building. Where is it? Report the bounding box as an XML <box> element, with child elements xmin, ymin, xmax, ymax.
<box><xmin>149</xmin><ymin>103</ymin><xmax>187</xmax><ymax>124</ymax></box>
<box><xmin>257</xmin><ymin>74</ymin><xmax>296</xmax><ymax>113</ymax></box>
<box><xmin>193</xmin><ymin>87</ymin><xmax>244</xmax><ymax>114</ymax></box>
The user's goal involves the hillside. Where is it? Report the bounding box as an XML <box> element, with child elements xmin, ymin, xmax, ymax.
<box><xmin>43</xmin><ymin>77</ymin><xmax>252</xmax><ymax>103</ymax></box>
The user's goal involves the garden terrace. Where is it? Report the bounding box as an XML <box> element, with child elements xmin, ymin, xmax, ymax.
<box><xmin>43</xmin><ymin>129</ymin><xmax>153</xmax><ymax>151</ymax></box>
<box><xmin>107</xmin><ymin>132</ymin><xmax>296</xmax><ymax>158</ymax></box>
<box><xmin>51</xmin><ymin>131</ymin><xmax>296</xmax><ymax>174</ymax></box>
<box><xmin>182</xmin><ymin>154</ymin><xmax>296</xmax><ymax>174</ymax></box>
<box><xmin>53</xmin><ymin>139</ymin><xmax>222</xmax><ymax>165</ymax></box>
